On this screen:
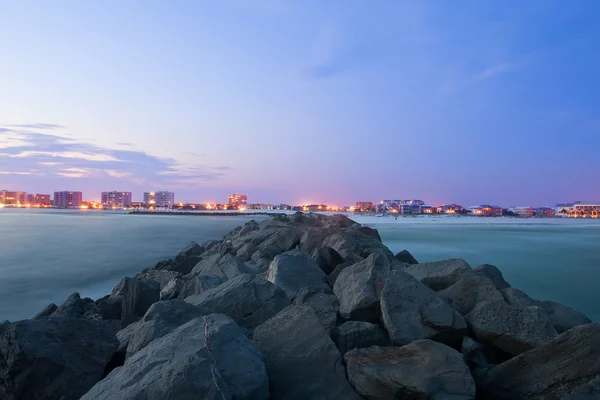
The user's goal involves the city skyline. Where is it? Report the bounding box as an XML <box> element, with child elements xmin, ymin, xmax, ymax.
<box><xmin>1</xmin><ymin>2</ymin><xmax>600</xmax><ymax>205</ymax></box>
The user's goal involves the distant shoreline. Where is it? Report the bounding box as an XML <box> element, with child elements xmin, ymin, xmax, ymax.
<box><xmin>128</xmin><ymin>210</ymin><xmax>284</xmax><ymax>217</ymax></box>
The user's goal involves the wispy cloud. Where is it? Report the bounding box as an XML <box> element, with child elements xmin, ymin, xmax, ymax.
<box><xmin>0</xmin><ymin>124</ymin><xmax>230</xmax><ymax>189</ymax></box>
<box><xmin>470</xmin><ymin>62</ymin><xmax>521</xmax><ymax>82</ymax></box>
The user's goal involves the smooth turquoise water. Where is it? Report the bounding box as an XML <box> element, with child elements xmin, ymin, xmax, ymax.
<box><xmin>371</xmin><ymin>219</ymin><xmax>600</xmax><ymax>322</ymax></box>
<box><xmin>0</xmin><ymin>209</ymin><xmax>267</xmax><ymax>321</ymax></box>
<box><xmin>1</xmin><ymin>210</ymin><xmax>598</xmax><ymax>323</ymax></box>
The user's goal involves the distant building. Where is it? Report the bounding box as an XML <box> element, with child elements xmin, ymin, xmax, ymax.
<box><xmin>556</xmin><ymin>201</ymin><xmax>600</xmax><ymax>218</ymax></box>
<box><xmin>53</xmin><ymin>191</ymin><xmax>83</xmax><ymax>208</ymax></box>
<box><xmin>101</xmin><ymin>191</ymin><xmax>132</xmax><ymax>208</ymax></box>
<box><xmin>0</xmin><ymin>190</ymin><xmax>26</xmax><ymax>205</ymax></box>
<box><xmin>399</xmin><ymin>203</ymin><xmax>421</xmax><ymax>214</ymax></box>
<box><xmin>355</xmin><ymin>202</ymin><xmax>374</xmax><ymax>212</ymax></box>
<box><xmin>144</xmin><ymin>191</ymin><xmax>175</xmax><ymax>207</ymax></box>
<box><xmin>468</xmin><ymin>205</ymin><xmax>502</xmax><ymax>216</ymax></box>
<box><xmin>421</xmin><ymin>205</ymin><xmax>435</xmax><ymax>214</ymax></box>
<box><xmin>438</xmin><ymin>204</ymin><xmax>463</xmax><ymax>214</ymax></box>
<box><xmin>249</xmin><ymin>204</ymin><xmax>274</xmax><ymax>210</ymax></box>
<box><xmin>228</xmin><ymin>194</ymin><xmax>248</xmax><ymax>208</ymax></box>
<box><xmin>26</xmin><ymin>193</ymin><xmax>52</xmax><ymax>206</ymax></box>
<box><xmin>509</xmin><ymin>206</ymin><xmax>534</xmax><ymax>217</ymax></box>
<box><xmin>535</xmin><ymin>207</ymin><xmax>555</xmax><ymax>217</ymax></box>
<box><xmin>302</xmin><ymin>204</ymin><xmax>328</xmax><ymax>212</ymax></box>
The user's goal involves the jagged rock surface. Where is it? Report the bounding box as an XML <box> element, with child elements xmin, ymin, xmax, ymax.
<box><xmin>331</xmin><ymin>321</ymin><xmax>389</xmax><ymax>356</ymax></box>
<box><xmin>404</xmin><ymin>258</ymin><xmax>474</xmax><ymax>291</ymax></box>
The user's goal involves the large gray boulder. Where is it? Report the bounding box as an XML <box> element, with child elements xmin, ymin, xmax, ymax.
<box><xmin>394</xmin><ymin>249</ymin><xmax>418</xmax><ymax>265</ymax></box>
<box><xmin>313</xmin><ymin>246</ymin><xmax>345</xmax><ymax>275</ymax></box>
<box><xmin>49</xmin><ymin>292</ymin><xmax>95</xmax><ymax>318</ymax></box>
<box><xmin>404</xmin><ymin>258</ymin><xmax>474</xmax><ymax>291</ymax></box>
<box><xmin>381</xmin><ymin>269</ymin><xmax>467</xmax><ymax>347</ymax></box>
<box><xmin>322</xmin><ymin>231</ymin><xmax>391</xmax><ymax>261</ymax></box>
<box><xmin>81</xmin><ymin>314</ymin><xmax>269</xmax><ymax>400</ymax></box>
<box><xmin>159</xmin><ymin>277</ymin><xmax>182</xmax><ymax>300</ymax></box>
<box><xmin>135</xmin><ymin>269</ymin><xmax>182</xmax><ymax>289</ymax></box>
<box><xmin>0</xmin><ymin>318</ymin><xmax>119</xmax><ymax>400</ymax></box>
<box><xmin>191</xmin><ymin>254</ymin><xmax>253</xmax><ymax>281</ymax></box>
<box><xmin>333</xmin><ymin>253</ymin><xmax>391</xmax><ymax>321</ymax></box>
<box><xmin>439</xmin><ymin>275</ymin><xmax>505</xmax><ymax>315</ymax></box>
<box><xmin>480</xmin><ymin>324</ymin><xmax>600</xmax><ymax>400</ymax></box>
<box><xmin>115</xmin><ymin>277</ymin><xmax>161</xmax><ymax>326</ymax></box>
<box><xmin>33</xmin><ymin>303</ymin><xmax>58</xmax><ymax>319</ymax></box>
<box><xmin>267</xmin><ymin>249</ymin><xmax>329</xmax><ymax>296</ymax></box>
<box><xmin>123</xmin><ymin>299</ymin><xmax>205</xmax><ymax>357</ymax></box>
<box><xmin>253</xmin><ymin>305</ymin><xmax>361</xmax><ymax>400</ymax></box>
<box><xmin>500</xmin><ymin>287</ymin><xmax>536</xmax><ymax>307</ymax></box>
<box><xmin>331</xmin><ymin>321</ymin><xmax>389</xmax><ymax>356</ymax></box>
<box><xmin>474</xmin><ymin>264</ymin><xmax>510</xmax><ymax>289</ymax></box>
<box><xmin>177</xmin><ymin>275</ymin><xmax>223</xmax><ymax>298</ymax></box>
<box><xmin>163</xmin><ymin>241</ymin><xmax>205</xmax><ymax>274</ymax></box>
<box><xmin>345</xmin><ymin>340</ymin><xmax>476</xmax><ymax>400</ymax></box>
<box><xmin>536</xmin><ymin>300</ymin><xmax>592</xmax><ymax>334</ymax></box>
<box><xmin>293</xmin><ymin>287</ymin><xmax>339</xmax><ymax>332</ymax></box>
<box><xmin>465</xmin><ymin>301</ymin><xmax>558</xmax><ymax>356</ymax></box>
<box><xmin>185</xmin><ymin>274</ymin><xmax>290</xmax><ymax>331</ymax></box>
<box><xmin>254</xmin><ymin>226</ymin><xmax>303</xmax><ymax>259</ymax></box>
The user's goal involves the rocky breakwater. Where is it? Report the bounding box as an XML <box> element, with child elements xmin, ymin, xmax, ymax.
<box><xmin>0</xmin><ymin>212</ymin><xmax>597</xmax><ymax>400</ymax></box>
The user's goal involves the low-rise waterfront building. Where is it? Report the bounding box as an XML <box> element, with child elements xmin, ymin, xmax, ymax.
<box><xmin>556</xmin><ymin>201</ymin><xmax>600</xmax><ymax>218</ymax></box>
<box><xmin>468</xmin><ymin>205</ymin><xmax>503</xmax><ymax>216</ymax></box>
<box><xmin>509</xmin><ymin>206</ymin><xmax>534</xmax><ymax>217</ymax></box>
<box><xmin>101</xmin><ymin>191</ymin><xmax>132</xmax><ymax>208</ymax></box>
<box><xmin>355</xmin><ymin>202</ymin><xmax>374</xmax><ymax>212</ymax></box>
<box><xmin>535</xmin><ymin>207</ymin><xmax>556</xmax><ymax>217</ymax></box>
<box><xmin>144</xmin><ymin>191</ymin><xmax>175</xmax><ymax>207</ymax></box>
<box><xmin>438</xmin><ymin>204</ymin><xmax>463</xmax><ymax>214</ymax></box>
<box><xmin>53</xmin><ymin>191</ymin><xmax>83</xmax><ymax>208</ymax></box>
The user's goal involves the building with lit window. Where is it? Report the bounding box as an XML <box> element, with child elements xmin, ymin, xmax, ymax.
<box><xmin>467</xmin><ymin>205</ymin><xmax>503</xmax><ymax>216</ymax></box>
<box><xmin>508</xmin><ymin>206</ymin><xmax>534</xmax><ymax>217</ymax></box>
<box><xmin>556</xmin><ymin>201</ymin><xmax>600</xmax><ymax>218</ymax></box>
<box><xmin>26</xmin><ymin>193</ymin><xmax>52</xmax><ymax>206</ymax></box>
<box><xmin>101</xmin><ymin>191</ymin><xmax>132</xmax><ymax>208</ymax></box>
<box><xmin>143</xmin><ymin>191</ymin><xmax>175</xmax><ymax>207</ymax></box>
<box><xmin>53</xmin><ymin>191</ymin><xmax>83</xmax><ymax>208</ymax></box>
<box><xmin>228</xmin><ymin>193</ymin><xmax>248</xmax><ymax>208</ymax></box>
<box><xmin>0</xmin><ymin>190</ymin><xmax>26</xmax><ymax>205</ymax></box>
<box><xmin>355</xmin><ymin>202</ymin><xmax>374</xmax><ymax>212</ymax></box>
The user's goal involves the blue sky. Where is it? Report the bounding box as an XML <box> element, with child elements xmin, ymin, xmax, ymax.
<box><xmin>1</xmin><ymin>1</ymin><xmax>599</xmax><ymax>205</ymax></box>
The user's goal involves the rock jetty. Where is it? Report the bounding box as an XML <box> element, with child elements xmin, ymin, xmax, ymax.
<box><xmin>0</xmin><ymin>212</ymin><xmax>597</xmax><ymax>400</ymax></box>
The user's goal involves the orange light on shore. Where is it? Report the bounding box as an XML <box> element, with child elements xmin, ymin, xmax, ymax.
<box><xmin>80</xmin><ymin>205</ymin><xmax>89</xmax><ymax>209</ymax></box>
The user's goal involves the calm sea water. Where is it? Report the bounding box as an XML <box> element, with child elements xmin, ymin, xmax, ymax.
<box><xmin>0</xmin><ymin>209</ymin><xmax>268</xmax><ymax>321</ymax></box>
<box><xmin>1</xmin><ymin>210</ymin><xmax>598</xmax><ymax>322</ymax></box>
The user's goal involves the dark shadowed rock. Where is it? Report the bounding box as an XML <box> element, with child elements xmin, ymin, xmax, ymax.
<box><xmin>267</xmin><ymin>249</ymin><xmax>329</xmax><ymax>296</ymax></box>
<box><xmin>328</xmin><ymin>213</ymin><xmax>357</xmax><ymax>228</ymax></box>
<box><xmin>177</xmin><ymin>275</ymin><xmax>223</xmax><ymax>298</ymax></box>
<box><xmin>404</xmin><ymin>258</ymin><xmax>474</xmax><ymax>291</ymax></box>
<box><xmin>255</xmin><ymin>226</ymin><xmax>303</xmax><ymax>259</ymax></box>
<box><xmin>333</xmin><ymin>253</ymin><xmax>392</xmax><ymax>321</ymax></box>
<box><xmin>94</xmin><ymin>295</ymin><xmax>123</xmax><ymax>321</ymax></box>
<box><xmin>33</xmin><ymin>303</ymin><xmax>58</xmax><ymax>319</ymax></box>
<box><xmin>345</xmin><ymin>341</ymin><xmax>476</xmax><ymax>400</ymax></box>
<box><xmin>381</xmin><ymin>269</ymin><xmax>467</xmax><ymax>347</ymax></box>
<box><xmin>314</xmin><ymin>246</ymin><xmax>345</xmax><ymax>275</ymax></box>
<box><xmin>81</xmin><ymin>314</ymin><xmax>269</xmax><ymax>400</ymax></box>
<box><xmin>562</xmin><ymin>376</ymin><xmax>600</xmax><ymax>400</ymax></box>
<box><xmin>500</xmin><ymin>287</ymin><xmax>536</xmax><ymax>307</ymax></box>
<box><xmin>394</xmin><ymin>249</ymin><xmax>418</xmax><ymax>264</ymax></box>
<box><xmin>185</xmin><ymin>274</ymin><xmax>290</xmax><ymax>331</ymax></box>
<box><xmin>439</xmin><ymin>275</ymin><xmax>505</xmax><ymax>315</ymax></box>
<box><xmin>465</xmin><ymin>301</ymin><xmax>557</xmax><ymax>356</ymax></box>
<box><xmin>293</xmin><ymin>287</ymin><xmax>339</xmax><ymax>332</ymax></box>
<box><xmin>117</xmin><ymin>277</ymin><xmax>161</xmax><ymax>326</ymax></box>
<box><xmin>461</xmin><ymin>336</ymin><xmax>511</xmax><ymax>378</ymax></box>
<box><xmin>480</xmin><ymin>324</ymin><xmax>600</xmax><ymax>400</ymax></box>
<box><xmin>298</xmin><ymin>228</ymin><xmax>336</xmax><ymax>255</ymax></box>
<box><xmin>537</xmin><ymin>300</ymin><xmax>592</xmax><ymax>334</ymax></box>
<box><xmin>0</xmin><ymin>318</ymin><xmax>118</xmax><ymax>400</ymax></box>
<box><xmin>331</xmin><ymin>321</ymin><xmax>389</xmax><ymax>356</ymax></box>
<box><xmin>253</xmin><ymin>305</ymin><xmax>361</xmax><ymax>400</ymax></box>
<box><xmin>357</xmin><ymin>226</ymin><xmax>382</xmax><ymax>242</ymax></box>
<box><xmin>123</xmin><ymin>299</ymin><xmax>205</xmax><ymax>357</ymax></box>
<box><xmin>50</xmin><ymin>292</ymin><xmax>95</xmax><ymax>318</ymax></box>
<box><xmin>327</xmin><ymin>262</ymin><xmax>352</xmax><ymax>286</ymax></box>
<box><xmin>236</xmin><ymin>242</ymin><xmax>257</xmax><ymax>261</ymax></box>
<box><xmin>162</xmin><ymin>241</ymin><xmax>205</xmax><ymax>274</ymax></box>
<box><xmin>322</xmin><ymin>231</ymin><xmax>392</xmax><ymax>261</ymax></box>
<box><xmin>474</xmin><ymin>264</ymin><xmax>510</xmax><ymax>289</ymax></box>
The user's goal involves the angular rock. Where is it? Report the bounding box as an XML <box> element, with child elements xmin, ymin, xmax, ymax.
<box><xmin>331</xmin><ymin>321</ymin><xmax>389</xmax><ymax>356</ymax></box>
<box><xmin>474</xmin><ymin>264</ymin><xmax>510</xmax><ymax>289</ymax></box>
<box><xmin>254</xmin><ymin>226</ymin><xmax>303</xmax><ymax>259</ymax></box>
<box><xmin>500</xmin><ymin>287</ymin><xmax>536</xmax><ymax>307</ymax></box>
<box><xmin>562</xmin><ymin>376</ymin><xmax>600</xmax><ymax>400</ymax></box>
<box><xmin>185</xmin><ymin>274</ymin><xmax>290</xmax><ymax>331</ymax></box>
<box><xmin>345</xmin><ymin>340</ymin><xmax>476</xmax><ymax>400</ymax></box>
<box><xmin>293</xmin><ymin>287</ymin><xmax>339</xmax><ymax>332</ymax></box>
<box><xmin>124</xmin><ymin>299</ymin><xmax>205</xmax><ymax>357</ymax></box>
<box><xmin>439</xmin><ymin>275</ymin><xmax>505</xmax><ymax>315</ymax></box>
<box><xmin>117</xmin><ymin>277</ymin><xmax>161</xmax><ymax>326</ymax></box>
<box><xmin>357</xmin><ymin>226</ymin><xmax>382</xmax><ymax>242</ymax></box>
<box><xmin>461</xmin><ymin>336</ymin><xmax>510</xmax><ymax>373</ymax></box>
<box><xmin>480</xmin><ymin>324</ymin><xmax>600</xmax><ymax>400</ymax></box>
<box><xmin>381</xmin><ymin>269</ymin><xmax>467</xmax><ymax>347</ymax></box>
<box><xmin>164</xmin><ymin>241</ymin><xmax>205</xmax><ymax>274</ymax></box>
<box><xmin>178</xmin><ymin>274</ymin><xmax>223</xmax><ymax>298</ymax></box>
<box><xmin>267</xmin><ymin>249</ymin><xmax>329</xmax><ymax>296</ymax></box>
<box><xmin>465</xmin><ymin>300</ymin><xmax>557</xmax><ymax>356</ymax></box>
<box><xmin>394</xmin><ymin>249</ymin><xmax>418</xmax><ymax>264</ymax></box>
<box><xmin>135</xmin><ymin>269</ymin><xmax>181</xmax><ymax>289</ymax></box>
<box><xmin>81</xmin><ymin>314</ymin><xmax>269</xmax><ymax>400</ymax></box>
<box><xmin>33</xmin><ymin>303</ymin><xmax>58</xmax><ymax>319</ymax></box>
<box><xmin>0</xmin><ymin>318</ymin><xmax>118</xmax><ymax>400</ymax></box>
<box><xmin>333</xmin><ymin>253</ymin><xmax>391</xmax><ymax>321</ymax></box>
<box><xmin>314</xmin><ymin>246</ymin><xmax>345</xmax><ymax>275</ymax></box>
<box><xmin>404</xmin><ymin>258</ymin><xmax>474</xmax><ymax>291</ymax></box>
<box><xmin>159</xmin><ymin>277</ymin><xmax>182</xmax><ymax>300</ymax></box>
<box><xmin>236</xmin><ymin>242</ymin><xmax>257</xmax><ymax>261</ymax></box>
<box><xmin>94</xmin><ymin>295</ymin><xmax>123</xmax><ymax>321</ymax></box>
<box><xmin>50</xmin><ymin>292</ymin><xmax>95</xmax><ymax>318</ymax></box>
<box><xmin>537</xmin><ymin>300</ymin><xmax>592</xmax><ymax>334</ymax></box>
<box><xmin>253</xmin><ymin>305</ymin><xmax>361</xmax><ymax>400</ymax></box>
<box><xmin>327</xmin><ymin>262</ymin><xmax>351</xmax><ymax>286</ymax></box>
<box><xmin>190</xmin><ymin>254</ymin><xmax>253</xmax><ymax>281</ymax></box>
<box><xmin>322</xmin><ymin>232</ymin><xmax>391</xmax><ymax>261</ymax></box>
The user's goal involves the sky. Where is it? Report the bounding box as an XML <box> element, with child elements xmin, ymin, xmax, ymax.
<box><xmin>1</xmin><ymin>1</ymin><xmax>599</xmax><ymax>206</ymax></box>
